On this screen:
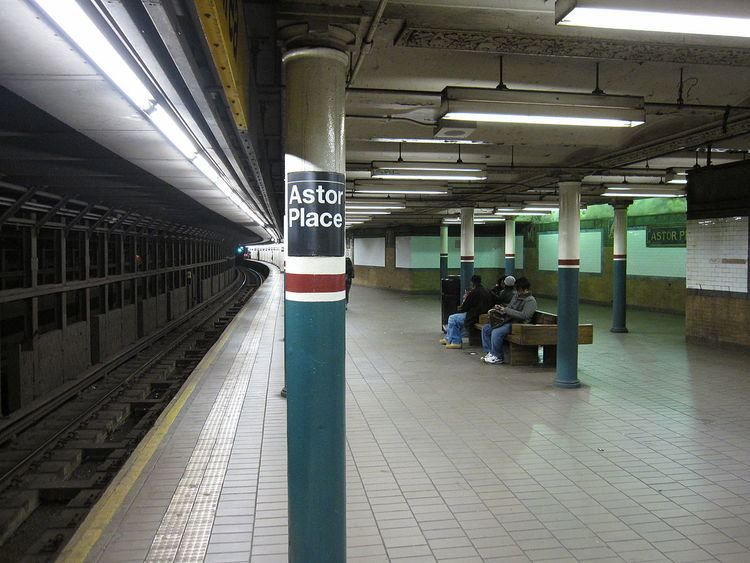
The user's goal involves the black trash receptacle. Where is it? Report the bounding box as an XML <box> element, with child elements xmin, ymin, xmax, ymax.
<box><xmin>441</xmin><ymin>275</ymin><xmax>461</xmax><ymax>330</ymax></box>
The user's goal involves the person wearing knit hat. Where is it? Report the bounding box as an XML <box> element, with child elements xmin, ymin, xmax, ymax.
<box><xmin>490</xmin><ymin>275</ymin><xmax>516</xmax><ymax>306</ymax></box>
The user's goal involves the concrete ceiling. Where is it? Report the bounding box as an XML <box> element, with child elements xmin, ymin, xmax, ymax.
<box><xmin>2</xmin><ymin>0</ymin><xmax>749</xmax><ymax>237</ymax></box>
<box><xmin>0</xmin><ymin>0</ymin><xmax>280</xmax><ymax>244</ymax></box>
<box><xmin>280</xmin><ymin>0</ymin><xmax>750</xmax><ymax>226</ymax></box>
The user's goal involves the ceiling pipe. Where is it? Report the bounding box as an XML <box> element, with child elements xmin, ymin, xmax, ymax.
<box><xmin>347</xmin><ymin>0</ymin><xmax>389</xmax><ymax>87</ymax></box>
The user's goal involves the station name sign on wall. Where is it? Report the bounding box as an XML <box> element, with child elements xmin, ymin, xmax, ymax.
<box><xmin>646</xmin><ymin>226</ymin><xmax>686</xmax><ymax>247</ymax></box>
<box><xmin>286</xmin><ymin>171</ymin><xmax>345</xmax><ymax>256</ymax></box>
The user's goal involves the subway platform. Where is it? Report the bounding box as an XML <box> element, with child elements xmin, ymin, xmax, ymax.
<box><xmin>63</xmin><ymin>268</ymin><xmax>750</xmax><ymax>562</ymax></box>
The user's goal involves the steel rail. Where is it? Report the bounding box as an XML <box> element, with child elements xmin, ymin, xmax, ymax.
<box><xmin>0</xmin><ymin>266</ymin><xmax>254</xmax><ymax>489</ymax></box>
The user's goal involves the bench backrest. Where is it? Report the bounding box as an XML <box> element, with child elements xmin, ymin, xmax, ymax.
<box><xmin>532</xmin><ymin>310</ymin><xmax>557</xmax><ymax>325</ymax></box>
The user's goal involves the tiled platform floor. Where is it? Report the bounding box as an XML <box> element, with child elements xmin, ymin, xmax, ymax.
<box><xmin>82</xmin><ymin>273</ymin><xmax>750</xmax><ymax>562</ymax></box>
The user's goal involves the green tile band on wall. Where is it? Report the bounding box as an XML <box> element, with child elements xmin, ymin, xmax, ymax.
<box><xmin>392</xmin><ymin>235</ymin><xmax>524</xmax><ymax>269</ymax></box>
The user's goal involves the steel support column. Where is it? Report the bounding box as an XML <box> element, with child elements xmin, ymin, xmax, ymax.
<box><xmin>505</xmin><ymin>217</ymin><xmax>516</xmax><ymax>276</ymax></box>
<box><xmin>439</xmin><ymin>224</ymin><xmax>448</xmax><ymax>281</ymax></box>
<box><xmin>555</xmin><ymin>181</ymin><xmax>582</xmax><ymax>389</ymax></box>
<box><xmin>460</xmin><ymin>207</ymin><xmax>474</xmax><ymax>295</ymax></box>
<box><xmin>283</xmin><ymin>46</ymin><xmax>348</xmax><ymax>563</ymax></box>
<box><xmin>611</xmin><ymin>202</ymin><xmax>629</xmax><ymax>333</ymax></box>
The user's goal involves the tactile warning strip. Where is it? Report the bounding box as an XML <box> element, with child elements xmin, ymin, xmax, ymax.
<box><xmin>145</xmin><ymin>278</ymin><xmax>280</xmax><ymax>562</ymax></box>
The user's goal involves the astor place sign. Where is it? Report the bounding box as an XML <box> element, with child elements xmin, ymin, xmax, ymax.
<box><xmin>286</xmin><ymin>171</ymin><xmax>345</xmax><ymax>256</ymax></box>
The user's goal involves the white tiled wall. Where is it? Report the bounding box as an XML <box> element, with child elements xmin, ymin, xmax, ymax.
<box><xmin>687</xmin><ymin>216</ymin><xmax>749</xmax><ymax>293</ymax></box>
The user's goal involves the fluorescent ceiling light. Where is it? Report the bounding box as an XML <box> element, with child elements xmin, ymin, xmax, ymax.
<box><xmin>354</xmin><ymin>185</ymin><xmax>449</xmax><ymax>195</ymax></box>
<box><xmin>523</xmin><ymin>207</ymin><xmax>557</xmax><ymax>212</ymax></box>
<box><xmin>371</xmin><ymin>170</ymin><xmax>486</xmax><ymax>181</ymax></box>
<box><xmin>495</xmin><ymin>211</ymin><xmax>549</xmax><ymax>216</ymax></box>
<box><xmin>357</xmin><ymin>189</ymin><xmax>447</xmax><ymax>195</ymax></box>
<box><xmin>370</xmin><ymin>137</ymin><xmax>488</xmax><ymax>145</ymax></box>
<box><xmin>33</xmin><ymin>0</ymin><xmax>155</xmax><ymax>111</ymax></box>
<box><xmin>583</xmin><ymin>175</ymin><xmax>665</xmax><ymax>184</ymax></box>
<box><xmin>555</xmin><ymin>0</ymin><xmax>750</xmax><ymax>38</ymax></box>
<box><xmin>148</xmin><ymin>105</ymin><xmax>198</xmax><ymax>159</ymax></box>
<box><xmin>347</xmin><ymin>204</ymin><xmax>406</xmax><ymax>210</ymax></box>
<box><xmin>444</xmin><ymin>219</ymin><xmax>487</xmax><ymax>225</ymax></box>
<box><xmin>604</xmin><ymin>184</ymin><xmax>682</xmax><ymax>193</ymax></box>
<box><xmin>347</xmin><ymin>211</ymin><xmax>391</xmax><ymax>215</ymax></box>
<box><xmin>603</xmin><ymin>192</ymin><xmax>685</xmax><ymax>198</ymax></box>
<box><xmin>31</xmin><ymin>0</ymin><xmax>266</xmax><ymax>229</ymax></box>
<box><xmin>440</xmin><ymin>87</ymin><xmax>645</xmax><ymax>128</ymax></box>
<box><xmin>372</xmin><ymin>161</ymin><xmax>486</xmax><ymax>173</ymax></box>
<box><xmin>667</xmin><ymin>178</ymin><xmax>688</xmax><ymax>184</ymax></box>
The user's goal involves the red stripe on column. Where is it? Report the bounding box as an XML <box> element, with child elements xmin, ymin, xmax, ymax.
<box><xmin>460</xmin><ymin>255</ymin><xmax>474</xmax><ymax>261</ymax></box>
<box><xmin>505</xmin><ymin>253</ymin><xmax>515</xmax><ymax>257</ymax></box>
<box><xmin>286</xmin><ymin>273</ymin><xmax>346</xmax><ymax>292</ymax></box>
<box><xmin>613</xmin><ymin>254</ymin><xmax>627</xmax><ymax>260</ymax></box>
<box><xmin>558</xmin><ymin>259</ymin><xmax>580</xmax><ymax>266</ymax></box>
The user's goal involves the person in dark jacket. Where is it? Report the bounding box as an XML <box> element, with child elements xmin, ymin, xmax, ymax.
<box><xmin>491</xmin><ymin>275</ymin><xmax>516</xmax><ymax>306</ymax></box>
<box><xmin>481</xmin><ymin>276</ymin><xmax>537</xmax><ymax>364</ymax></box>
<box><xmin>345</xmin><ymin>256</ymin><xmax>354</xmax><ymax>307</ymax></box>
<box><xmin>441</xmin><ymin>275</ymin><xmax>494</xmax><ymax>349</ymax></box>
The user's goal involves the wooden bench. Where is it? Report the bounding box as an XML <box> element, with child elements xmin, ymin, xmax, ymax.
<box><xmin>475</xmin><ymin>310</ymin><xmax>593</xmax><ymax>366</ymax></box>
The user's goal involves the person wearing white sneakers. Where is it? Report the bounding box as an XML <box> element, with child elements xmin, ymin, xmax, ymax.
<box><xmin>481</xmin><ymin>277</ymin><xmax>537</xmax><ymax>364</ymax></box>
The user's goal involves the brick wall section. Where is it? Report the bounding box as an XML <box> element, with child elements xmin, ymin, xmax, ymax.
<box><xmin>686</xmin><ymin>292</ymin><xmax>750</xmax><ymax>348</ymax></box>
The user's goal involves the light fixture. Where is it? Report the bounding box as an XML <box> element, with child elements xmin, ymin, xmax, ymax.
<box><xmin>474</xmin><ymin>216</ymin><xmax>506</xmax><ymax>222</ymax></box>
<box><xmin>603</xmin><ymin>192</ymin><xmax>685</xmax><ymax>198</ymax></box>
<box><xmin>555</xmin><ymin>0</ymin><xmax>750</xmax><ymax>39</ymax></box>
<box><xmin>148</xmin><ymin>105</ymin><xmax>198</xmax><ymax>159</ymax></box>
<box><xmin>371</xmin><ymin>169</ymin><xmax>486</xmax><ymax>181</ymax></box>
<box><xmin>370</xmin><ymin>160</ymin><xmax>487</xmax><ymax>181</ymax></box>
<box><xmin>665</xmin><ymin>169</ymin><xmax>688</xmax><ymax>184</ymax></box>
<box><xmin>32</xmin><ymin>0</ymin><xmax>155</xmax><ymax>111</ymax></box>
<box><xmin>523</xmin><ymin>207</ymin><xmax>557</xmax><ymax>212</ymax></box>
<box><xmin>354</xmin><ymin>185</ymin><xmax>449</xmax><ymax>195</ymax></box>
<box><xmin>440</xmin><ymin>87</ymin><xmax>645</xmax><ymax>128</ymax></box>
<box><xmin>372</xmin><ymin>161</ymin><xmax>486</xmax><ymax>173</ymax></box>
<box><xmin>346</xmin><ymin>211</ymin><xmax>392</xmax><ymax>216</ymax></box>
<box><xmin>346</xmin><ymin>204</ymin><xmax>406</xmax><ymax>210</ymax></box>
<box><xmin>583</xmin><ymin>175</ymin><xmax>666</xmax><ymax>184</ymax></box>
<box><xmin>31</xmin><ymin>0</ymin><xmax>268</xmax><ymax>231</ymax></box>
<box><xmin>604</xmin><ymin>184</ymin><xmax>683</xmax><ymax>193</ymax></box>
<box><xmin>370</xmin><ymin>137</ymin><xmax>488</xmax><ymax>145</ymax></box>
<box><xmin>444</xmin><ymin>219</ymin><xmax>487</xmax><ymax>225</ymax></box>
<box><xmin>495</xmin><ymin>211</ymin><xmax>550</xmax><ymax>216</ymax></box>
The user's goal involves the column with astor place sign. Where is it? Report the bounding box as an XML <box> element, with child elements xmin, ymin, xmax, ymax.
<box><xmin>283</xmin><ymin>47</ymin><xmax>347</xmax><ymax>563</ymax></box>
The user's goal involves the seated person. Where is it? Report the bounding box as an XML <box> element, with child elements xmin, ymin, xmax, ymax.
<box><xmin>490</xmin><ymin>275</ymin><xmax>516</xmax><ymax>306</ymax></box>
<box><xmin>481</xmin><ymin>277</ymin><xmax>537</xmax><ymax>364</ymax></box>
<box><xmin>441</xmin><ymin>274</ymin><xmax>493</xmax><ymax>350</ymax></box>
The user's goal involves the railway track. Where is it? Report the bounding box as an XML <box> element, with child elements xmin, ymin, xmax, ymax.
<box><xmin>0</xmin><ymin>265</ymin><xmax>261</xmax><ymax>561</ymax></box>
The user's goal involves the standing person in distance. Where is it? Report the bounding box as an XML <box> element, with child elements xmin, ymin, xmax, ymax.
<box><xmin>345</xmin><ymin>255</ymin><xmax>354</xmax><ymax>309</ymax></box>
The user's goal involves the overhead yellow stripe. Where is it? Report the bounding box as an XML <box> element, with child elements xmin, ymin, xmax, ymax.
<box><xmin>195</xmin><ymin>0</ymin><xmax>250</xmax><ymax>131</ymax></box>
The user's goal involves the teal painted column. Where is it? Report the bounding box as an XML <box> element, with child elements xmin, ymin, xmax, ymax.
<box><xmin>555</xmin><ymin>181</ymin><xmax>582</xmax><ymax>389</ymax></box>
<box><xmin>611</xmin><ymin>202</ymin><xmax>629</xmax><ymax>333</ymax></box>
<box><xmin>460</xmin><ymin>207</ymin><xmax>474</xmax><ymax>295</ymax></box>
<box><xmin>283</xmin><ymin>47</ymin><xmax>347</xmax><ymax>563</ymax></box>
<box><xmin>504</xmin><ymin>217</ymin><xmax>516</xmax><ymax>275</ymax></box>
<box><xmin>439</xmin><ymin>224</ymin><xmax>448</xmax><ymax>281</ymax></box>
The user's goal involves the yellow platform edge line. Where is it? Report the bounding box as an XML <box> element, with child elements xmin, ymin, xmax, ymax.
<box><xmin>59</xmin><ymin>297</ymin><xmax>250</xmax><ymax>562</ymax></box>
